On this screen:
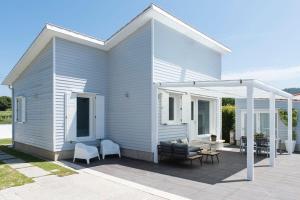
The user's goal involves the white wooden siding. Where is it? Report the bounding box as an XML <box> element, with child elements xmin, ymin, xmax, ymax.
<box><xmin>157</xmin><ymin>96</ymin><xmax>187</xmax><ymax>141</ymax></box>
<box><xmin>13</xmin><ymin>41</ymin><xmax>54</xmax><ymax>151</ymax></box>
<box><xmin>107</xmin><ymin>22</ymin><xmax>152</xmax><ymax>152</ymax></box>
<box><xmin>152</xmin><ymin>21</ymin><xmax>221</xmax><ymax>142</ymax></box>
<box><xmin>54</xmin><ymin>38</ymin><xmax>107</xmax><ymax>151</ymax></box>
<box><xmin>153</xmin><ymin>20</ymin><xmax>221</xmax><ymax>80</ymax></box>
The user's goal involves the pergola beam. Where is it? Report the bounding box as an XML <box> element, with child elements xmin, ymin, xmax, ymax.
<box><xmin>158</xmin><ymin>79</ymin><xmax>293</xmax><ymax>99</ymax></box>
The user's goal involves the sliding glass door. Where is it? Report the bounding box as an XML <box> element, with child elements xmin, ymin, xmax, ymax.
<box><xmin>198</xmin><ymin>100</ymin><xmax>210</xmax><ymax>135</ymax></box>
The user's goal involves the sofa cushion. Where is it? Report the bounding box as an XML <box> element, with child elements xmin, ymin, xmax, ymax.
<box><xmin>160</xmin><ymin>141</ymin><xmax>171</xmax><ymax>146</ymax></box>
<box><xmin>180</xmin><ymin>138</ymin><xmax>189</xmax><ymax>144</ymax></box>
<box><xmin>188</xmin><ymin>152</ymin><xmax>197</xmax><ymax>157</ymax></box>
<box><xmin>189</xmin><ymin>146</ymin><xmax>201</xmax><ymax>152</ymax></box>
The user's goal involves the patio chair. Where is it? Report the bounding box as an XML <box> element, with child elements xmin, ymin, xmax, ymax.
<box><xmin>100</xmin><ymin>139</ymin><xmax>121</xmax><ymax>159</ymax></box>
<box><xmin>240</xmin><ymin>136</ymin><xmax>257</xmax><ymax>155</ymax></box>
<box><xmin>240</xmin><ymin>136</ymin><xmax>247</xmax><ymax>154</ymax></box>
<box><xmin>256</xmin><ymin>138</ymin><xmax>269</xmax><ymax>157</ymax></box>
<box><xmin>73</xmin><ymin>143</ymin><xmax>100</xmax><ymax>164</ymax></box>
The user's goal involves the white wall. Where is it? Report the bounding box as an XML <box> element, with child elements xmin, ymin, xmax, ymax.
<box><xmin>0</xmin><ymin>125</ymin><xmax>12</xmax><ymax>139</ymax></box>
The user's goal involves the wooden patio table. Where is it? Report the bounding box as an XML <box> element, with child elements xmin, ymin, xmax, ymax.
<box><xmin>197</xmin><ymin>150</ymin><xmax>220</xmax><ymax>164</ymax></box>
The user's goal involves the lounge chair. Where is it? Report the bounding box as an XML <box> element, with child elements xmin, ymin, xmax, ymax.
<box><xmin>73</xmin><ymin>143</ymin><xmax>100</xmax><ymax>164</ymax></box>
<box><xmin>100</xmin><ymin>139</ymin><xmax>121</xmax><ymax>159</ymax></box>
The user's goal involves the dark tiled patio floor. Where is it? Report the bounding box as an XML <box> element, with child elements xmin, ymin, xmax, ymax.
<box><xmin>70</xmin><ymin>148</ymin><xmax>300</xmax><ymax>200</ymax></box>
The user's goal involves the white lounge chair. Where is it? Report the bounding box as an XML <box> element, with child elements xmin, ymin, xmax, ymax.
<box><xmin>100</xmin><ymin>139</ymin><xmax>121</xmax><ymax>159</ymax></box>
<box><xmin>73</xmin><ymin>143</ymin><xmax>100</xmax><ymax>164</ymax></box>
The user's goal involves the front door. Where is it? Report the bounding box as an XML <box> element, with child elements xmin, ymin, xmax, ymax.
<box><xmin>76</xmin><ymin>94</ymin><xmax>94</xmax><ymax>141</ymax></box>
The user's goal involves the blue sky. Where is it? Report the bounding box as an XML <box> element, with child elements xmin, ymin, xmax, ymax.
<box><xmin>1</xmin><ymin>0</ymin><xmax>300</xmax><ymax>96</ymax></box>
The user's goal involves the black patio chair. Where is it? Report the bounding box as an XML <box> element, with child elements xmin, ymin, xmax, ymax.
<box><xmin>256</xmin><ymin>137</ymin><xmax>269</xmax><ymax>156</ymax></box>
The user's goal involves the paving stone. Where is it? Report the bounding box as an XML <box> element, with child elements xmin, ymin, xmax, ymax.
<box><xmin>3</xmin><ymin>158</ymin><xmax>32</xmax><ymax>169</ymax></box>
<box><xmin>0</xmin><ymin>153</ymin><xmax>15</xmax><ymax>161</ymax></box>
<box><xmin>17</xmin><ymin>166</ymin><xmax>51</xmax><ymax>178</ymax></box>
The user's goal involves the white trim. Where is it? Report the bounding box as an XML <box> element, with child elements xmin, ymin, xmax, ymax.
<box><xmin>167</xmin><ymin>93</ymin><xmax>181</xmax><ymax>125</ymax></box>
<box><xmin>52</xmin><ymin>37</ymin><xmax>56</xmax><ymax>151</ymax></box>
<box><xmin>15</xmin><ymin>96</ymin><xmax>26</xmax><ymax>124</ymax></box>
<box><xmin>193</xmin><ymin>98</ymin><xmax>215</xmax><ymax>139</ymax></box>
<box><xmin>76</xmin><ymin>93</ymin><xmax>96</xmax><ymax>142</ymax></box>
<box><xmin>151</xmin><ymin>19</ymin><xmax>159</xmax><ymax>163</ymax></box>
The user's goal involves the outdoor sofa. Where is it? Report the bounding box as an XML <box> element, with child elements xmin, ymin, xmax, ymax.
<box><xmin>157</xmin><ymin>138</ymin><xmax>203</xmax><ymax>165</ymax></box>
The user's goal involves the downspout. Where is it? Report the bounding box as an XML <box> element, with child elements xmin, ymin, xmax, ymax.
<box><xmin>9</xmin><ymin>85</ymin><xmax>15</xmax><ymax>147</ymax></box>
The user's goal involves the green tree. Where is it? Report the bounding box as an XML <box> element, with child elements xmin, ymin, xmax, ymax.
<box><xmin>0</xmin><ymin>96</ymin><xmax>11</xmax><ymax>111</ymax></box>
<box><xmin>222</xmin><ymin>98</ymin><xmax>235</xmax><ymax>106</ymax></box>
<box><xmin>278</xmin><ymin>109</ymin><xmax>298</xmax><ymax>140</ymax></box>
<box><xmin>222</xmin><ymin>105</ymin><xmax>235</xmax><ymax>143</ymax></box>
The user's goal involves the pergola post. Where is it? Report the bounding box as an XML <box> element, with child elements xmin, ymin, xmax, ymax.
<box><xmin>246</xmin><ymin>85</ymin><xmax>254</xmax><ymax>181</ymax></box>
<box><xmin>269</xmin><ymin>93</ymin><xmax>276</xmax><ymax>166</ymax></box>
<box><xmin>288</xmin><ymin>98</ymin><xmax>293</xmax><ymax>154</ymax></box>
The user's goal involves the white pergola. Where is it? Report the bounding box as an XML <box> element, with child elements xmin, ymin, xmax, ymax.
<box><xmin>154</xmin><ymin>79</ymin><xmax>294</xmax><ymax>181</ymax></box>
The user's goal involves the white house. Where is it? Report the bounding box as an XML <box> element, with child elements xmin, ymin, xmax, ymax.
<box><xmin>2</xmin><ymin>4</ymin><xmax>294</xmax><ymax>181</ymax></box>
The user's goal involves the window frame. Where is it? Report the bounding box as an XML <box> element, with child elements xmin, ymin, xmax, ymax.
<box><xmin>241</xmin><ymin>109</ymin><xmax>279</xmax><ymax>137</ymax></box>
<box><xmin>15</xmin><ymin>96</ymin><xmax>26</xmax><ymax>123</ymax></box>
<box><xmin>76</xmin><ymin>93</ymin><xmax>95</xmax><ymax>142</ymax></box>
<box><xmin>167</xmin><ymin>93</ymin><xmax>181</xmax><ymax>125</ymax></box>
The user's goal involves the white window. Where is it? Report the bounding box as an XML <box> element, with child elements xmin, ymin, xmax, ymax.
<box><xmin>169</xmin><ymin>97</ymin><xmax>175</xmax><ymax>121</ymax></box>
<box><xmin>168</xmin><ymin>94</ymin><xmax>181</xmax><ymax>124</ymax></box>
<box><xmin>160</xmin><ymin>91</ymin><xmax>183</xmax><ymax>125</ymax></box>
<box><xmin>15</xmin><ymin>96</ymin><xmax>26</xmax><ymax>123</ymax></box>
<box><xmin>241</xmin><ymin>110</ymin><xmax>278</xmax><ymax>137</ymax></box>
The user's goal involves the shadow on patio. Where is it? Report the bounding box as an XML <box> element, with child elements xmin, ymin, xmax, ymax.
<box><xmin>67</xmin><ymin>148</ymin><xmax>269</xmax><ymax>185</ymax></box>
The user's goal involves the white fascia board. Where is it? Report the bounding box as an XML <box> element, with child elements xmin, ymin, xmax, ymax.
<box><xmin>252</xmin><ymin>80</ymin><xmax>293</xmax><ymax>99</ymax></box>
<box><xmin>47</xmin><ymin>24</ymin><xmax>105</xmax><ymax>48</ymax></box>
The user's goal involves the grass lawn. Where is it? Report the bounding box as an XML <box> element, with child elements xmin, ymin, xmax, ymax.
<box><xmin>0</xmin><ymin>139</ymin><xmax>76</xmax><ymax>177</ymax></box>
<box><xmin>0</xmin><ymin>161</ymin><xmax>33</xmax><ymax>190</ymax></box>
<box><xmin>0</xmin><ymin>138</ymin><xmax>11</xmax><ymax>145</ymax></box>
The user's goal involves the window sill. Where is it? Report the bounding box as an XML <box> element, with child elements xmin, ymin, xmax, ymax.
<box><xmin>162</xmin><ymin>121</ymin><xmax>185</xmax><ymax>126</ymax></box>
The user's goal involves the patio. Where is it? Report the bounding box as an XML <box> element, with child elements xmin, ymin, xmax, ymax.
<box><xmin>70</xmin><ymin>147</ymin><xmax>300</xmax><ymax>200</ymax></box>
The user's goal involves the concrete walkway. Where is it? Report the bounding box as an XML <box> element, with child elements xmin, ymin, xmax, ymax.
<box><xmin>0</xmin><ymin>151</ymin><xmax>187</xmax><ymax>200</ymax></box>
<box><xmin>0</xmin><ymin>151</ymin><xmax>51</xmax><ymax>178</ymax></box>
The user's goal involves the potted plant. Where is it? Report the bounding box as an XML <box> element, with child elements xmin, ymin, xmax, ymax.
<box><xmin>211</xmin><ymin>134</ymin><xmax>217</xmax><ymax>142</ymax></box>
<box><xmin>278</xmin><ymin>109</ymin><xmax>298</xmax><ymax>152</ymax></box>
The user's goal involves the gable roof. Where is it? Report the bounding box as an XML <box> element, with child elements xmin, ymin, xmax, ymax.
<box><xmin>2</xmin><ymin>4</ymin><xmax>231</xmax><ymax>85</ymax></box>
